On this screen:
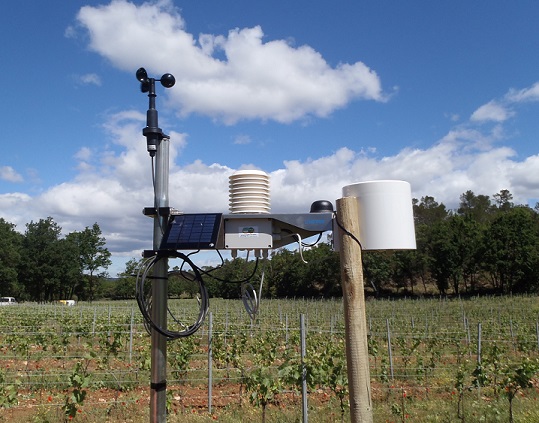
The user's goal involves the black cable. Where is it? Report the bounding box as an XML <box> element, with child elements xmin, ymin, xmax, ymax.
<box><xmin>184</xmin><ymin>249</ymin><xmax>226</xmax><ymax>278</ymax></box>
<box><xmin>150</xmin><ymin>156</ymin><xmax>166</xmax><ymax>236</ymax></box>
<box><xmin>301</xmin><ymin>232</ymin><xmax>323</xmax><ymax>247</ymax></box>
<box><xmin>333</xmin><ymin>211</ymin><xmax>363</xmax><ymax>249</ymax></box>
<box><xmin>135</xmin><ymin>252</ymin><xmax>208</xmax><ymax>338</ymax></box>
<box><xmin>191</xmin><ymin>252</ymin><xmax>260</xmax><ymax>285</ymax></box>
<box><xmin>332</xmin><ymin>211</ymin><xmax>379</xmax><ymax>293</ymax></box>
<box><xmin>136</xmin><ymin>247</ymin><xmax>263</xmax><ymax>338</ymax></box>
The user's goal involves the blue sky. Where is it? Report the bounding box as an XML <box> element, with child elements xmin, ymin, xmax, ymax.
<box><xmin>1</xmin><ymin>1</ymin><xmax>539</xmax><ymax>275</ymax></box>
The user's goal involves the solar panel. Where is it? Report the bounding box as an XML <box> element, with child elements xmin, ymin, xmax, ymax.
<box><xmin>161</xmin><ymin>213</ymin><xmax>222</xmax><ymax>250</ymax></box>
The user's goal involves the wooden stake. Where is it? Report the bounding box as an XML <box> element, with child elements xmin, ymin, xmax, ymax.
<box><xmin>337</xmin><ymin>197</ymin><xmax>373</xmax><ymax>423</ymax></box>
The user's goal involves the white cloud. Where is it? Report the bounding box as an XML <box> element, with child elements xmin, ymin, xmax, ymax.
<box><xmin>79</xmin><ymin>73</ymin><xmax>102</xmax><ymax>86</ymax></box>
<box><xmin>64</xmin><ymin>25</ymin><xmax>77</xmax><ymax>39</ymax></box>
<box><xmin>0</xmin><ymin>192</ymin><xmax>31</xmax><ymax>209</ymax></box>
<box><xmin>74</xmin><ymin>147</ymin><xmax>92</xmax><ymax>161</ymax></box>
<box><xmin>470</xmin><ymin>81</ymin><xmax>539</xmax><ymax>124</ymax></box>
<box><xmin>0</xmin><ymin>166</ymin><xmax>23</xmax><ymax>183</ymax></box>
<box><xmin>5</xmin><ymin>6</ymin><xmax>537</xmax><ymax>276</ymax></box>
<box><xmin>509</xmin><ymin>155</ymin><xmax>539</xmax><ymax>192</ymax></box>
<box><xmin>2</xmin><ymin>110</ymin><xmax>539</xmax><ymax>276</ymax></box>
<box><xmin>233</xmin><ymin>134</ymin><xmax>252</xmax><ymax>145</ymax></box>
<box><xmin>470</xmin><ymin>100</ymin><xmax>513</xmax><ymax>123</ymax></box>
<box><xmin>75</xmin><ymin>0</ymin><xmax>384</xmax><ymax>124</ymax></box>
<box><xmin>506</xmin><ymin>82</ymin><xmax>539</xmax><ymax>103</ymax></box>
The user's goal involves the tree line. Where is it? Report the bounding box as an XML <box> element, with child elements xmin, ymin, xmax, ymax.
<box><xmin>0</xmin><ymin>217</ymin><xmax>111</xmax><ymax>301</ymax></box>
<box><xmin>404</xmin><ymin>189</ymin><xmax>539</xmax><ymax>295</ymax></box>
<box><xmin>362</xmin><ymin>189</ymin><xmax>539</xmax><ymax>296</ymax></box>
<box><xmin>3</xmin><ymin>188</ymin><xmax>539</xmax><ymax>301</ymax></box>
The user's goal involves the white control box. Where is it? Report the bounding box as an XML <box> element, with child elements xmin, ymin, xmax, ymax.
<box><xmin>223</xmin><ymin>218</ymin><xmax>273</xmax><ymax>250</ymax></box>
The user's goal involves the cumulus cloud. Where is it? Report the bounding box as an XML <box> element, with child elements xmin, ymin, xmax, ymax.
<box><xmin>75</xmin><ymin>0</ymin><xmax>384</xmax><ymax>123</ymax></box>
<box><xmin>471</xmin><ymin>81</ymin><xmax>539</xmax><ymax>123</ymax></box>
<box><xmin>8</xmin><ymin>75</ymin><xmax>520</xmax><ymax>275</ymax></box>
<box><xmin>0</xmin><ymin>166</ymin><xmax>23</xmax><ymax>183</ymax></box>
<box><xmin>74</xmin><ymin>147</ymin><xmax>92</xmax><ymax>161</ymax></box>
<box><xmin>470</xmin><ymin>100</ymin><xmax>513</xmax><ymax>123</ymax></box>
<box><xmin>0</xmin><ymin>192</ymin><xmax>31</xmax><ymax>210</ymax></box>
<box><xmin>506</xmin><ymin>81</ymin><xmax>539</xmax><ymax>103</ymax></box>
<box><xmin>2</xmin><ymin>112</ymin><xmax>539</xmax><ymax>275</ymax></box>
<box><xmin>2</xmin><ymin>4</ymin><xmax>535</xmax><ymax>276</ymax></box>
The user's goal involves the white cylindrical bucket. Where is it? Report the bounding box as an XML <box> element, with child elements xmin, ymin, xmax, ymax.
<box><xmin>342</xmin><ymin>180</ymin><xmax>416</xmax><ymax>250</ymax></box>
<box><xmin>229</xmin><ymin>170</ymin><xmax>270</xmax><ymax>214</ymax></box>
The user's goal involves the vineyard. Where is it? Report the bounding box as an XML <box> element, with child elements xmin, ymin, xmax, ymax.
<box><xmin>1</xmin><ymin>296</ymin><xmax>539</xmax><ymax>422</ymax></box>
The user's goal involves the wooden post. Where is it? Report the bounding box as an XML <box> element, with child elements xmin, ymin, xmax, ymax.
<box><xmin>337</xmin><ymin>197</ymin><xmax>373</xmax><ymax>423</ymax></box>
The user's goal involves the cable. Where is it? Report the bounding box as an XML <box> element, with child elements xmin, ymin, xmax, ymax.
<box><xmin>135</xmin><ymin>251</ymin><xmax>208</xmax><ymax>339</ymax></box>
<box><xmin>258</xmin><ymin>269</ymin><xmax>265</xmax><ymax>309</ymax></box>
<box><xmin>136</xmin><ymin>248</ymin><xmax>264</xmax><ymax>337</ymax></box>
<box><xmin>301</xmin><ymin>232</ymin><xmax>323</xmax><ymax>247</ymax></box>
<box><xmin>193</xmin><ymin>252</ymin><xmax>260</xmax><ymax>285</ymax></box>
<box><xmin>241</xmin><ymin>263</ymin><xmax>267</xmax><ymax>320</ymax></box>
<box><xmin>295</xmin><ymin>233</ymin><xmax>308</xmax><ymax>264</ymax></box>
<box><xmin>241</xmin><ymin>282</ymin><xmax>258</xmax><ymax>319</ymax></box>
<box><xmin>135</xmin><ymin>256</ymin><xmax>157</xmax><ymax>335</ymax></box>
<box><xmin>333</xmin><ymin>211</ymin><xmax>363</xmax><ymax>249</ymax></box>
<box><xmin>278</xmin><ymin>232</ymin><xmax>310</xmax><ymax>263</ymax></box>
<box><xmin>150</xmin><ymin>156</ymin><xmax>166</xmax><ymax>236</ymax></box>
<box><xmin>332</xmin><ymin>211</ymin><xmax>379</xmax><ymax>294</ymax></box>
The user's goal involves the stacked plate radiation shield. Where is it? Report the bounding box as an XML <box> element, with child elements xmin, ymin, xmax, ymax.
<box><xmin>229</xmin><ymin>170</ymin><xmax>271</xmax><ymax>214</ymax></box>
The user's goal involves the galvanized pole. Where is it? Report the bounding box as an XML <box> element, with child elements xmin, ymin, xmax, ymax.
<box><xmin>150</xmin><ymin>134</ymin><xmax>169</xmax><ymax>423</ymax></box>
<box><xmin>300</xmin><ymin>314</ymin><xmax>308</xmax><ymax>423</ymax></box>
<box><xmin>137</xmin><ymin>67</ymin><xmax>174</xmax><ymax>423</ymax></box>
<box><xmin>208</xmin><ymin>312</ymin><xmax>213</xmax><ymax>414</ymax></box>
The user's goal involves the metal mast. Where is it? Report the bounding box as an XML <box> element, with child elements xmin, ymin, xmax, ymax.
<box><xmin>136</xmin><ymin>67</ymin><xmax>175</xmax><ymax>423</ymax></box>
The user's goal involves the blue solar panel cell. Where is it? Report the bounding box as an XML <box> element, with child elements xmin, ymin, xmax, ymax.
<box><xmin>160</xmin><ymin>213</ymin><xmax>222</xmax><ymax>250</ymax></box>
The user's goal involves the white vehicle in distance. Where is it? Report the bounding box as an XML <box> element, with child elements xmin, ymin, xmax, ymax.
<box><xmin>0</xmin><ymin>297</ymin><xmax>17</xmax><ymax>305</ymax></box>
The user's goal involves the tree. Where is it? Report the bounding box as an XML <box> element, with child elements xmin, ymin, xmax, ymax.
<box><xmin>302</xmin><ymin>243</ymin><xmax>341</xmax><ymax>297</ymax></box>
<box><xmin>362</xmin><ymin>251</ymin><xmax>393</xmax><ymax>294</ymax></box>
<box><xmin>493</xmin><ymin>189</ymin><xmax>514</xmax><ymax>212</ymax></box>
<box><xmin>413</xmin><ymin>196</ymin><xmax>454</xmax><ymax>294</ymax></box>
<box><xmin>57</xmin><ymin>236</ymin><xmax>84</xmax><ymax>300</ymax></box>
<box><xmin>169</xmin><ymin>263</ymin><xmax>201</xmax><ymax>299</ymax></box>
<box><xmin>112</xmin><ymin>258</ymin><xmax>142</xmax><ymax>299</ymax></box>
<box><xmin>413</xmin><ymin>196</ymin><xmax>449</xmax><ymax>226</ymax></box>
<box><xmin>424</xmin><ymin>215</ymin><xmax>483</xmax><ymax>295</ymax></box>
<box><xmin>204</xmin><ymin>257</ymin><xmax>259</xmax><ymax>299</ymax></box>
<box><xmin>427</xmin><ymin>219</ymin><xmax>461</xmax><ymax>295</ymax></box>
<box><xmin>456</xmin><ymin>217</ymin><xmax>483</xmax><ymax>292</ymax></box>
<box><xmin>457</xmin><ymin>190</ymin><xmax>494</xmax><ymax>224</ymax></box>
<box><xmin>0</xmin><ymin>218</ymin><xmax>23</xmax><ymax>297</ymax></box>
<box><xmin>266</xmin><ymin>249</ymin><xmax>306</xmax><ymax>298</ymax></box>
<box><xmin>70</xmin><ymin>223</ymin><xmax>112</xmax><ymax>301</ymax></box>
<box><xmin>19</xmin><ymin>217</ymin><xmax>65</xmax><ymax>302</ymax></box>
<box><xmin>414</xmin><ymin>224</ymin><xmax>435</xmax><ymax>294</ymax></box>
<box><xmin>482</xmin><ymin>207</ymin><xmax>539</xmax><ymax>292</ymax></box>
<box><xmin>392</xmin><ymin>250</ymin><xmax>424</xmax><ymax>295</ymax></box>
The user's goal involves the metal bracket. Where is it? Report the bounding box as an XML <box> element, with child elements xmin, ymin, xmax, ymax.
<box><xmin>142</xmin><ymin>207</ymin><xmax>183</xmax><ymax>218</ymax></box>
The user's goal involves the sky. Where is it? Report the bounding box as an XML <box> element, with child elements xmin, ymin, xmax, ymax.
<box><xmin>1</xmin><ymin>0</ymin><xmax>539</xmax><ymax>276</ymax></box>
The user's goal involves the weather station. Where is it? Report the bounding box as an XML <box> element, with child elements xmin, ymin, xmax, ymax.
<box><xmin>134</xmin><ymin>67</ymin><xmax>416</xmax><ymax>423</ymax></box>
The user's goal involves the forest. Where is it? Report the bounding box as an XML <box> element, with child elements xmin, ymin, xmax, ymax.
<box><xmin>2</xmin><ymin>188</ymin><xmax>539</xmax><ymax>301</ymax></box>
<box><xmin>0</xmin><ymin>218</ymin><xmax>111</xmax><ymax>301</ymax></box>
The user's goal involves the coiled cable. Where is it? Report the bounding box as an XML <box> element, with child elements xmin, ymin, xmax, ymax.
<box><xmin>135</xmin><ymin>251</ymin><xmax>208</xmax><ymax>339</ymax></box>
